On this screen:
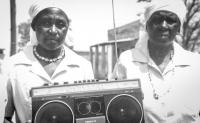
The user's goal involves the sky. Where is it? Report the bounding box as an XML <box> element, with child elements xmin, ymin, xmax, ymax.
<box><xmin>0</xmin><ymin>0</ymin><xmax>147</xmax><ymax>58</ymax></box>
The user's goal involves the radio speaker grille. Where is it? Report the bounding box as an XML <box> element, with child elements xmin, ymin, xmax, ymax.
<box><xmin>34</xmin><ymin>101</ymin><xmax>74</xmax><ymax>123</ymax></box>
<box><xmin>106</xmin><ymin>94</ymin><xmax>143</xmax><ymax>123</ymax></box>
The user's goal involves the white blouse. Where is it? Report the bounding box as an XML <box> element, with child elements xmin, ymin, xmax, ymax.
<box><xmin>3</xmin><ymin>45</ymin><xmax>94</xmax><ymax>123</ymax></box>
<box><xmin>111</xmin><ymin>41</ymin><xmax>200</xmax><ymax>123</ymax></box>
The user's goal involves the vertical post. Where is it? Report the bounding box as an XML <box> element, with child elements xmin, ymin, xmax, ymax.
<box><xmin>112</xmin><ymin>44</ymin><xmax>116</xmax><ymax>71</ymax></box>
<box><xmin>107</xmin><ymin>44</ymin><xmax>115</xmax><ymax>79</ymax></box>
<box><xmin>112</xmin><ymin>0</ymin><xmax>118</xmax><ymax>61</ymax></box>
<box><xmin>10</xmin><ymin>0</ymin><xmax>16</xmax><ymax>56</ymax></box>
<box><xmin>90</xmin><ymin>46</ymin><xmax>93</xmax><ymax>69</ymax></box>
<box><xmin>101</xmin><ymin>45</ymin><xmax>106</xmax><ymax>79</ymax></box>
<box><xmin>94</xmin><ymin>46</ymin><xmax>99</xmax><ymax>78</ymax></box>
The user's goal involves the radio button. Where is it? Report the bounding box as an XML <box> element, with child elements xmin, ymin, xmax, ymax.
<box><xmin>64</xmin><ymin>82</ymin><xmax>68</xmax><ymax>84</ymax></box>
<box><xmin>54</xmin><ymin>82</ymin><xmax>59</xmax><ymax>85</ymax></box>
<box><xmin>43</xmin><ymin>83</ymin><xmax>49</xmax><ymax>86</ymax></box>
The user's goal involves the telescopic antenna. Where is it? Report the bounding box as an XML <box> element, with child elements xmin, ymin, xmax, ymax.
<box><xmin>112</xmin><ymin>0</ymin><xmax>118</xmax><ymax>60</ymax></box>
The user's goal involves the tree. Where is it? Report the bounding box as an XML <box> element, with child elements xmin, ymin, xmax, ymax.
<box><xmin>10</xmin><ymin>0</ymin><xmax>16</xmax><ymax>56</ymax></box>
<box><xmin>17</xmin><ymin>20</ymin><xmax>31</xmax><ymax>51</ymax></box>
<box><xmin>182</xmin><ymin>0</ymin><xmax>200</xmax><ymax>52</ymax></box>
<box><xmin>18</xmin><ymin>20</ymin><xmax>31</xmax><ymax>41</ymax></box>
<box><xmin>137</xmin><ymin>0</ymin><xmax>200</xmax><ymax>53</ymax></box>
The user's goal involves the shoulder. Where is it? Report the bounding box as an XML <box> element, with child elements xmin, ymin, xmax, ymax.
<box><xmin>1</xmin><ymin>46</ymin><xmax>33</xmax><ymax>75</ymax></box>
<box><xmin>6</xmin><ymin>45</ymin><xmax>33</xmax><ymax>63</ymax></box>
<box><xmin>64</xmin><ymin>46</ymin><xmax>92</xmax><ymax>66</ymax></box>
<box><xmin>76</xmin><ymin>54</ymin><xmax>91</xmax><ymax>66</ymax></box>
<box><xmin>1</xmin><ymin>53</ymin><xmax>22</xmax><ymax>74</ymax></box>
<box><xmin>119</xmin><ymin>48</ymin><xmax>144</xmax><ymax>63</ymax></box>
<box><xmin>116</xmin><ymin>48</ymin><xmax>142</xmax><ymax>70</ymax></box>
<box><xmin>119</xmin><ymin>49</ymin><xmax>134</xmax><ymax>62</ymax></box>
<box><xmin>174</xmin><ymin>42</ymin><xmax>200</xmax><ymax>67</ymax></box>
<box><xmin>183</xmin><ymin>50</ymin><xmax>200</xmax><ymax>65</ymax></box>
<box><xmin>188</xmin><ymin>52</ymin><xmax>200</xmax><ymax>68</ymax></box>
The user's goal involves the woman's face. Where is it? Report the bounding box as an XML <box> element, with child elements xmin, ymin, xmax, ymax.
<box><xmin>33</xmin><ymin>7</ymin><xmax>69</xmax><ymax>50</ymax></box>
<box><xmin>146</xmin><ymin>11</ymin><xmax>180</xmax><ymax>45</ymax></box>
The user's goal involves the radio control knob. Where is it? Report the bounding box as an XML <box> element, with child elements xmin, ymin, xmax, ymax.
<box><xmin>87</xmin><ymin>80</ymin><xmax>91</xmax><ymax>82</ymax></box>
<box><xmin>74</xmin><ymin>81</ymin><xmax>78</xmax><ymax>84</ymax></box>
<box><xmin>83</xmin><ymin>80</ymin><xmax>86</xmax><ymax>83</ymax></box>
<box><xmin>96</xmin><ymin>79</ymin><xmax>99</xmax><ymax>82</ymax></box>
<box><xmin>106</xmin><ymin>78</ymin><xmax>109</xmax><ymax>81</ymax></box>
<box><xmin>54</xmin><ymin>82</ymin><xmax>59</xmax><ymax>85</ymax></box>
<box><xmin>91</xmin><ymin>79</ymin><xmax>95</xmax><ymax>82</ymax></box>
<box><xmin>64</xmin><ymin>82</ymin><xmax>68</xmax><ymax>84</ymax></box>
<box><xmin>78</xmin><ymin>80</ymin><xmax>82</xmax><ymax>83</ymax></box>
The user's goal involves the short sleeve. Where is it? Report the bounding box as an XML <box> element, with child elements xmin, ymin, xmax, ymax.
<box><xmin>110</xmin><ymin>56</ymin><xmax>127</xmax><ymax>79</ymax></box>
<box><xmin>80</xmin><ymin>58</ymin><xmax>94</xmax><ymax>80</ymax></box>
<box><xmin>4</xmin><ymin>79</ymin><xmax>15</xmax><ymax>119</ymax></box>
<box><xmin>85</xmin><ymin>61</ymin><xmax>94</xmax><ymax>79</ymax></box>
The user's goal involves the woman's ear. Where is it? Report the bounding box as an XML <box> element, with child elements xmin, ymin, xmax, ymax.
<box><xmin>177</xmin><ymin>28</ymin><xmax>180</xmax><ymax>35</ymax></box>
<box><xmin>31</xmin><ymin>22</ymin><xmax>36</xmax><ymax>31</ymax></box>
<box><xmin>31</xmin><ymin>18</ymin><xmax>37</xmax><ymax>31</ymax></box>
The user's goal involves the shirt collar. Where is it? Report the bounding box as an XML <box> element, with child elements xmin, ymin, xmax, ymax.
<box><xmin>12</xmin><ymin>45</ymin><xmax>82</xmax><ymax>81</ymax></box>
<box><xmin>13</xmin><ymin>45</ymin><xmax>81</xmax><ymax>67</ymax></box>
<box><xmin>132</xmin><ymin>32</ymin><xmax>191</xmax><ymax>66</ymax></box>
<box><xmin>62</xmin><ymin>45</ymin><xmax>82</xmax><ymax>66</ymax></box>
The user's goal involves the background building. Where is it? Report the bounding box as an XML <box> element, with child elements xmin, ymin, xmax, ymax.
<box><xmin>90</xmin><ymin>19</ymin><xmax>142</xmax><ymax>79</ymax></box>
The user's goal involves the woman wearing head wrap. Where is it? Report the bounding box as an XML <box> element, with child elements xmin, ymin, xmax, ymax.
<box><xmin>111</xmin><ymin>0</ymin><xmax>200</xmax><ymax>122</ymax></box>
<box><xmin>3</xmin><ymin>2</ymin><xmax>94</xmax><ymax>123</ymax></box>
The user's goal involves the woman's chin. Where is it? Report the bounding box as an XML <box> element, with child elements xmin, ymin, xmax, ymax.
<box><xmin>45</xmin><ymin>41</ymin><xmax>60</xmax><ymax>50</ymax></box>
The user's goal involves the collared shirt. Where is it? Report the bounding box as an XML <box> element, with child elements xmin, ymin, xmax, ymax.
<box><xmin>111</xmin><ymin>39</ymin><xmax>200</xmax><ymax>123</ymax></box>
<box><xmin>3</xmin><ymin>45</ymin><xmax>94</xmax><ymax>123</ymax></box>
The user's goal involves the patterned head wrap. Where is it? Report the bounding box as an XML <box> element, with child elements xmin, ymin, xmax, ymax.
<box><xmin>135</xmin><ymin>0</ymin><xmax>187</xmax><ymax>50</ymax></box>
<box><xmin>28</xmin><ymin>2</ymin><xmax>73</xmax><ymax>46</ymax></box>
<box><xmin>144</xmin><ymin>0</ymin><xmax>187</xmax><ymax>29</ymax></box>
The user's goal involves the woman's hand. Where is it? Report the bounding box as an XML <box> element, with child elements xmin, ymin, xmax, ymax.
<box><xmin>143</xmin><ymin>100</ymin><xmax>168</xmax><ymax>123</ymax></box>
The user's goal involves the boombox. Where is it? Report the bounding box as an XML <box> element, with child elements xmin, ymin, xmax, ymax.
<box><xmin>30</xmin><ymin>79</ymin><xmax>145</xmax><ymax>123</ymax></box>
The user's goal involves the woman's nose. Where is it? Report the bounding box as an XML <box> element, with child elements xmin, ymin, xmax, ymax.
<box><xmin>49</xmin><ymin>24</ymin><xmax>57</xmax><ymax>34</ymax></box>
<box><xmin>160</xmin><ymin>20</ymin><xmax>168</xmax><ymax>30</ymax></box>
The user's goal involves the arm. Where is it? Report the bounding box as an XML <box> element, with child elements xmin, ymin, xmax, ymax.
<box><xmin>4</xmin><ymin>79</ymin><xmax>15</xmax><ymax>123</ymax></box>
<box><xmin>81</xmin><ymin>59</ymin><xmax>94</xmax><ymax>80</ymax></box>
<box><xmin>110</xmin><ymin>57</ymin><xmax>127</xmax><ymax>79</ymax></box>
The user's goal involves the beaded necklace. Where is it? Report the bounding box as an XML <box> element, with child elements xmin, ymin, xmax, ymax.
<box><xmin>33</xmin><ymin>46</ymin><xmax>65</xmax><ymax>62</ymax></box>
<box><xmin>148</xmin><ymin>49</ymin><xmax>174</xmax><ymax>100</ymax></box>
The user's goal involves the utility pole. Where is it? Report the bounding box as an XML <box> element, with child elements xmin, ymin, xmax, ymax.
<box><xmin>10</xmin><ymin>0</ymin><xmax>16</xmax><ymax>56</ymax></box>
